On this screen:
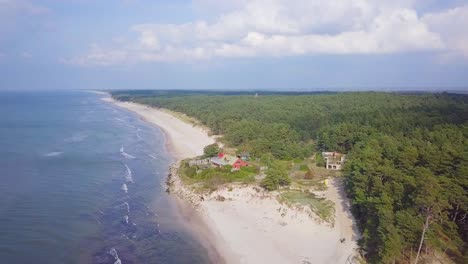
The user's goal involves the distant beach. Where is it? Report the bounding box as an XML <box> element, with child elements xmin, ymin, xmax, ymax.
<box><xmin>104</xmin><ymin>94</ymin><xmax>360</xmax><ymax>264</ymax></box>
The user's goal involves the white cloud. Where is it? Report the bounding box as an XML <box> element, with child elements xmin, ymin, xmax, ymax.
<box><xmin>69</xmin><ymin>0</ymin><xmax>464</xmax><ymax>65</ymax></box>
<box><xmin>423</xmin><ymin>5</ymin><xmax>468</xmax><ymax>58</ymax></box>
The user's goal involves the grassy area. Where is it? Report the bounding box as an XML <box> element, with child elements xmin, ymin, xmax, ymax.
<box><xmin>278</xmin><ymin>190</ymin><xmax>335</xmax><ymax>223</ymax></box>
<box><xmin>179</xmin><ymin>160</ymin><xmax>257</xmax><ymax>192</ymax></box>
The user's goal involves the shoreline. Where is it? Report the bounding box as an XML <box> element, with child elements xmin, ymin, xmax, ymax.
<box><xmin>103</xmin><ymin>94</ymin><xmax>360</xmax><ymax>264</ymax></box>
<box><xmin>102</xmin><ymin>96</ymin><xmax>234</xmax><ymax>263</ymax></box>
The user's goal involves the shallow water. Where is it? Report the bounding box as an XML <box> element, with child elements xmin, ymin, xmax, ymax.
<box><xmin>0</xmin><ymin>91</ymin><xmax>210</xmax><ymax>264</ymax></box>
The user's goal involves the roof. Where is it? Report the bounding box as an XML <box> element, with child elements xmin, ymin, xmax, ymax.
<box><xmin>210</xmin><ymin>154</ymin><xmax>238</xmax><ymax>166</ymax></box>
<box><xmin>322</xmin><ymin>152</ymin><xmax>345</xmax><ymax>163</ymax></box>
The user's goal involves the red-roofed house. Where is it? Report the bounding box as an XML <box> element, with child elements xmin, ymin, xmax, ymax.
<box><xmin>232</xmin><ymin>158</ymin><xmax>249</xmax><ymax>170</ymax></box>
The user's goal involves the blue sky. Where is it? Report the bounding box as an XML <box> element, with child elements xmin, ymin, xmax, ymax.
<box><xmin>1</xmin><ymin>0</ymin><xmax>467</xmax><ymax>91</ymax></box>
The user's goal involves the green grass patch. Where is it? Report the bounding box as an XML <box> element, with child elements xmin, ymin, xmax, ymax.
<box><xmin>279</xmin><ymin>190</ymin><xmax>335</xmax><ymax>222</ymax></box>
<box><xmin>179</xmin><ymin>161</ymin><xmax>257</xmax><ymax>192</ymax></box>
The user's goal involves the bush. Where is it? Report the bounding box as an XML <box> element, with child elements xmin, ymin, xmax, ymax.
<box><xmin>181</xmin><ymin>163</ymin><xmax>197</xmax><ymax>178</ymax></box>
<box><xmin>203</xmin><ymin>143</ymin><xmax>220</xmax><ymax>158</ymax></box>
<box><xmin>315</xmin><ymin>152</ymin><xmax>325</xmax><ymax>167</ymax></box>
<box><xmin>261</xmin><ymin>168</ymin><xmax>291</xmax><ymax>191</ymax></box>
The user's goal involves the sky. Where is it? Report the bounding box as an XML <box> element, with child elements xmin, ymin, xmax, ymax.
<box><xmin>0</xmin><ymin>0</ymin><xmax>468</xmax><ymax>91</ymax></box>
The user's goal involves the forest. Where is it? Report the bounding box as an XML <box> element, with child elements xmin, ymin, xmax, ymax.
<box><xmin>112</xmin><ymin>90</ymin><xmax>468</xmax><ymax>263</ymax></box>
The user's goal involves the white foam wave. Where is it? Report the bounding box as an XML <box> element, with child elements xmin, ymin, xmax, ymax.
<box><xmin>108</xmin><ymin>248</ymin><xmax>122</xmax><ymax>264</ymax></box>
<box><xmin>148</xmin><ymin>154</ymin><xmax>157</xmax><ymax>159</ymax></box>
<box><xmin>120</xmin><ymin>146</ymin><xmax>136</xmax><ymax>159</ymax></box>
<box><xmin>121</xmin><ymin>183</ymin><xmax>128</xmax><ymax>193</ymax></box>
<box><xmin>123</xmin><ymin>202</ymin><xmax>130</xmax><ymax>213</ymax></box>
<box><xmin>124</xmin><ymin>215</ymin><xmax>129</xmax><ymax>224</ymax></box>
<box><xmin>122</xmin><ymin>152</ymin><xmax>136</xmax><ymax>159</ymax></box>
<box><xmin>124</xmin><ymin>164</ymin><xmax>134</xmax><ymax>183</ymax></box>
<box><xmin>44</xmin><ymin>152</ymin><xmax>63</xmax><ymax>157</ymax></box>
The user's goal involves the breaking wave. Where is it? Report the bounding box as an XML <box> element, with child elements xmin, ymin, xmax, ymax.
<box><xmin>120</xmin><ymin>146</ymin><xmax>136</xmax><ymax>159</ymax></box>
<box><xmin>124</xmin><ymin>164</ymin><xmax>134</xmax><ymax>183</ymax></box>
<box><xmin>44</xmin><ymin>151</ymin><xmax>63</xmax><ymax>157</ymax></box>
<box><xmin>108</xmin><ymin>248</ymin><xmax>122</xmax><ymax>264</ymax></box>
<box><xmin>121</xmin><ymin>183</ymin><xmax>128</xmax><ymax>193</ymax></box>
<box><xmin>122</xmin><ymin>202</ymin><xmax>130</xmax><ymax>213</ymax></box>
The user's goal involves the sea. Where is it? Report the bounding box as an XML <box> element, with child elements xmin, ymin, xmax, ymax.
<box><xmin>0</xmin><ymin>91</ymin><xmax>211</xmax><ymax>263</ymax></box>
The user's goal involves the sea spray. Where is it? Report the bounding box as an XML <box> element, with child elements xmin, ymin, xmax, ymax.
<box><xmin>123</xmin><ymin>215</ymin><xmax>129</xmax><ymax>225</ymax></box>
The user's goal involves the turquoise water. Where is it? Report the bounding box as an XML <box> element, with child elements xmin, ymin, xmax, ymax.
<box><xmin>0</xmin><ymin>91</ymin><xmax>210</xmax><ymax>263</ymax></box>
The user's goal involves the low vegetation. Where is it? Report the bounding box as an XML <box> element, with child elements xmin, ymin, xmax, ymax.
<box><xmin>278</xmin><ymin>190</ymin><xmax>335</xmax><ymax>223</ymax></box>
<box><xmin>179</xmin><ymin>160</ymin><xmax>257</xmax><ymax>192</ymax></box>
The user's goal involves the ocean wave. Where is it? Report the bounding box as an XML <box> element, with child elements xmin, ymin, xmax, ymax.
<box><xmin>121</xmin><ymin>183</ymin><xmax>128</xmax><ymax>193</ymax></box>
<box><xmin>44</xmin><ymin>151</ymin><xmax>63</xmax><ymax>157</ymax></box>
<box><xmin>120</xmin><ymin>146</ymin><xmax>136</xmax><ymax>159</ymax></box>
<box><xmin>147</xmin><ymin>154</ymin><xmax>157</xmax><ymax>159</ymax></box>
<box><xmin>122</xmin><ymin>202</ymin><xmax>130</xmax><ymax>213</ymax></box>
<box><xmin>108</xmin><ymin>248</ymin><xmax>122</xmax><ymax>264</ymax></box>
<box><xmin>124</xmin><ymin>163</ymin><xmax>134</xmax><ymax>183</ymax></box>
<box><xmin>136</xmin><ymin>131</ymin><xmax>142</xmax><ymax>140</ymax></box>
<box><xmin>113</xmin><ymin>117</ymin><xmax>136</xmax><ymax>129</ymax></box>
<box><xmin>123</xmin><ymin>215</ymin><xmax>129</xmax><ymax>225</ymax></box>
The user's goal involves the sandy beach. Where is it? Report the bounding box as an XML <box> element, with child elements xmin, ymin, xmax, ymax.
<box><xmin>104</xmin><ymin>95</ymin><xmax>360</xmax><ymax>264</ymax></box>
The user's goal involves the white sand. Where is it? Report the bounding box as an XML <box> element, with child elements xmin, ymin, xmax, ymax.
<box><xmin>104</xmin><ymin>95</ymin><xmax>360</xmax><ymax>264</ymax></box>
<box><xmin>202</xmin><ymin>184</ymin><xmax>359</xmax><ymax>264</ymax></box>
<box><xmin>102</xmin><ymin>97</ymin><xmax>215</xmax><ymax>160</ymax></box>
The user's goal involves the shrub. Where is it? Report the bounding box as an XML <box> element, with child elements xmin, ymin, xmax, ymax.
<box><xmin>261</xmin><ymin>168</ymin><xmax>291</xmax><ymax>191</ymax></box>
<box><xmin>203</xmin><ymin>143</ymin><xmax>220</xmax><ymax>158</ymax></box>
<box><xmin>315</xmin><ymin>152</ymin><xmax>325</xmax><ymax>167</ymax></box>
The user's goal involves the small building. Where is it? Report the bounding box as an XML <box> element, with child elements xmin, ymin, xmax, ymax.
<box><xmin>240</xmin><ymin>151</ymin><xmax>251</xmax><ymax>161</ymax></box>
<box><xmin>322</xmin><ymin>152</ymin><xmax>345</xmax><ymax>170</ymax></box>
<box><xmin>232</xmin><ymin>158</ymin><xmax>249</xmax><ymax>170</ymax></box>
<box><xmin>188</xmin><ymin>158</ymin><xmax>210</xmax><ymax>167</ymax></box>
<box><xmin>209</xmin><ymin>153</ymin><xmax>249</xmax><ymax>170</ymax></box>
<box><xmin>210</xmin><ymin>153</ymin><xmax>231</xmax><ymax>167</ymax></box>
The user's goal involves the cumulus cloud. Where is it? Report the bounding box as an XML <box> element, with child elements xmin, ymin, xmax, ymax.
<box><xmin>68</xmin><ymin>0</ymin><xmax>466</xmax><ymax>65</ymax></box>
<box><xmin>423</xmin><ymin>5</ymin><xmax>468</xmax><ymax>58</ymax></box>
